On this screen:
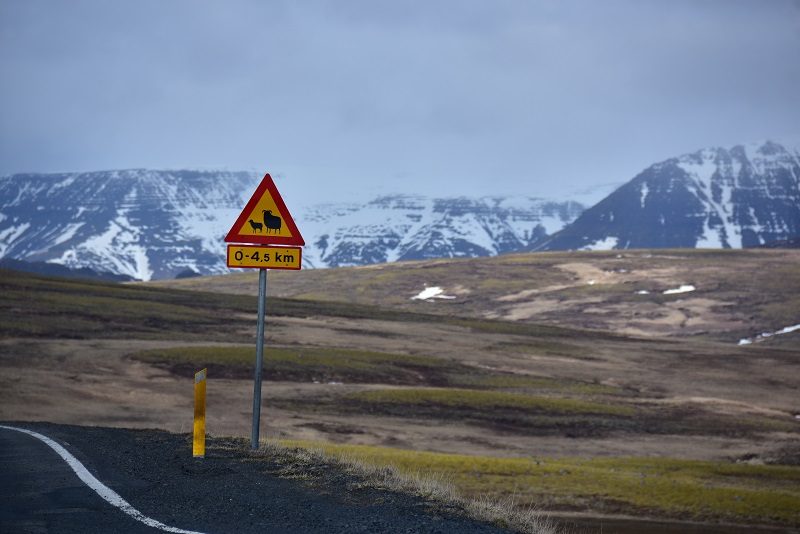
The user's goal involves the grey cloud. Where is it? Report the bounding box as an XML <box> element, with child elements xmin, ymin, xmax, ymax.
<box><xmin>1</xmin><ymin>0</ymin><xmax>798</xmax><ymax>205</ymax></box>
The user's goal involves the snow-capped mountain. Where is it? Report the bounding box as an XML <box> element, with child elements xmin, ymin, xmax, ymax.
<box><xmin>0</xmin><ymin>169</ymin><xmax>584</xmax><ymax>280</ymax></box>
<box><xmin>4</xmin><ymin>139</ymin><xmax>793</xmax><ymax>281</ymax></box>
<box><xmin>0</xmin><ymin>169</ymin><xmax>259</xmax><ymax>280</ymax></box>
<box><xmin>302</xmin><ymin>196</ymin><xmax>583</xmax><ymax>268</ymax></box>
<box><xmin>540</xmin><ymin>140</ymin><xmax>800</xmax><ymax>251</ymax></box>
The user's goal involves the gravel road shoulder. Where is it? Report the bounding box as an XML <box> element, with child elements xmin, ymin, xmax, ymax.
<box><xmin>5</xmin><ymin>422</ymin><xmax>515</xmax><ymax>534</ymax></box>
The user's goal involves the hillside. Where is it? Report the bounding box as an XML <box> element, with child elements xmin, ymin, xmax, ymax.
<box><xmin>151</xmin><ymin>248</ymin><xmax>800</xmax><ymax>344</ymax></box>
<box><xmin>3</xmin><ymin>253</ymin><xmax>799</xmax><ymax>531</ymax></box>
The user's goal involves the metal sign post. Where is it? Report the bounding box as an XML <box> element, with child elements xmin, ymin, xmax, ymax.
<box><xmin>225</xmin><ymin>173</ymin><xmax>305</xmax><ymax>451</ymax></box>
<box><xmin>251</xmin><ymin>268</ymin><xmax>267</xmax><ymax>450</ymax></box>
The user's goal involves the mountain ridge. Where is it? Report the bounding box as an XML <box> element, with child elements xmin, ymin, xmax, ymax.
<box><xmin>2</xmin><ymin>139</ymin><xmax>798</xmax><ymax>280</ymax></box>
<box><xmin>0</xmin><ymin>171</ymin><xmax>584</xmax><ymax>280</ymax></box>
<box><xmin>539</xmin><ymin>139</ymin><xmax>800</xmax><ymax>251</ymax></box>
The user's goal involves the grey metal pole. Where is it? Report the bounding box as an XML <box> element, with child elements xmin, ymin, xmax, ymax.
<box><xmin>251</xmin><ymin>268</ymin><xmax>267</xmax><ymax>450</ymax></box>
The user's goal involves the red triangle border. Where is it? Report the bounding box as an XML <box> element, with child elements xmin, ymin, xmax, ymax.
<box><xmin>225</xmin><ymin>173</ymin><xmax>305</xmax><ymax>246</ymax></box>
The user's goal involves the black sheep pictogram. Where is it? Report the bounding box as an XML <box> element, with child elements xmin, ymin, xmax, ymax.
<box><xmin>248</xmin><ymin>219</ymin><xmax>264</xmax><ymax>233</ymax></box>
<box><xmin>262</xmin><ymin>210</ymin><xmax>282</xmax><ymax>234</ymax></box>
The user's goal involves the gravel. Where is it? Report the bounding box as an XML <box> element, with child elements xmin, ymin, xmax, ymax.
<box><xmin>19</xmin><ymin>422</ymin><xmax>514</xmax><ymax>534</ymax></box>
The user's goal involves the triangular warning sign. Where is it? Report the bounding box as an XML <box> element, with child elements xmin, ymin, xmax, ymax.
<box><xmin>225</xmin><ymin>173</ymin><xmax>305</xmax><ymax>246</ymax></box>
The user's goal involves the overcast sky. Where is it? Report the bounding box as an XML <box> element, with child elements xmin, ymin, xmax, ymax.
<box><xmin>1</xmin><ymin>0</ymin><xmax>798</xmax><ymax>205</ymax></box>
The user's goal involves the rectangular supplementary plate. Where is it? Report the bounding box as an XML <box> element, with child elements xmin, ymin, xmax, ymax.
<box><xmin>226</xmin><ymin>244</ymin><xmax>302</xmax><ymax>270</ymax></box>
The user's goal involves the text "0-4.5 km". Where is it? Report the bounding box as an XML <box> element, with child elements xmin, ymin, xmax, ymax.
<box><xmin>226</xmin><ymin>245</ymin><xmax>302</xmax><ymax>270</ymax></box>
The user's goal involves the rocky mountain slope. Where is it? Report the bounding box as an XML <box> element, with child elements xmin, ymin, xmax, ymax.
<box><xmin>0</xmin><ymin>169</ymin><xmax>583</xmax><ymax>279</ymax></box>
<box><xmin>539</xmin><ymin>140</ymin><xmax>800</xmax><ymax>251</ymax></box>
<box><xmin>2</xmin><ymin>139</ymin><xmax>797</xmax><ymax>280</ymax></box>
<box><xmin>301</xmin><ymin>195</ymin><xmax>583</xmax><ymax>268</ymax></box>
<box><xmin>0</xmin><ymin>169</ymin><xmax>256</xmax><ymax>280</ymax></box>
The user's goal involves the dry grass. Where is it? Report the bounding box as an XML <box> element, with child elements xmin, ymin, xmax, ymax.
<box><xmin>150</xmin><ymin>248</ymin><xmax>800</xmax><ymax>342</ymax></box>
<box><xmin>262</xmin><ymin>440</ymin><xmax>800</xmax><ymax>528</ymax></box>
<box><xmin>4</xmin><ymin>262</ymin><xmax>799</xmax><ymax>530</ymax></box>
<box><xmin>253</xmin><ymin>439</ymin><xmax>560</xmax><ymax>534</ymax></box>
<box><xmin>132</xmin><ymin>344</ymin><xmax>470</xmax><ymax>384</ymax></box>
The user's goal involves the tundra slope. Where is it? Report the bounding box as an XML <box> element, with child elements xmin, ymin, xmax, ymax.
<box><xmin>156</xmin><ymin>248</ymin><xmax>800</xmax><ymax>343</ymax></box>
<box><xmin>2</xmin><ymin>270</ymin><xmax>799</xmax><ymax>530</ymax></box>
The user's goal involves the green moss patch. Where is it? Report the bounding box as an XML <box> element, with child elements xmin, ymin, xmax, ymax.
<box><xmin>453</xmin><ymin>374</ymin><xmax>622</xmax><ymax>395</ymax></box>
<box><xmin>133</xmin><ymin>342</ymin><xmax>624</xmax><ymax>395</ymax></box>
<box><xmin>133</xmin><ymin>345</ymin><xmax>472</xmax><ymax>385</ymax></box>
<box><xmin>333</xmin><ymin>387</ymin><xmax>637</xmax><ymax>437</ymax></box>
<box><xmin>280</xmin><ymin>441</ymin><xmax>800</xmax><ymax>527</ymax></box>
<box><xmin>347</xmin><ymin>388</ymin><xmax>633</xmax><ymax>416</ymax></box>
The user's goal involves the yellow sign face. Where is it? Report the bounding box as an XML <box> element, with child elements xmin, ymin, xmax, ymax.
<box><xmin>226</xmin><ymin>245</ymin><xmax>302</xmax><ymax>270</ymax></box>
<box><xmin>239</xmin><ymin>191</ymin><xmax>294</xmax><ymax>239</ymax></box>
<box><xmin>225</xmin><ymin>174</ymin><xmax>305</xmax><ymax>246</ymax></box>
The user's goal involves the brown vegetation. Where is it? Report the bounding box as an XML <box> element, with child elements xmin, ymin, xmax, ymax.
<box><xmin>2</xmin><ymin>249</ymin><xmax>799</xmax><ymax>530</ymax></box>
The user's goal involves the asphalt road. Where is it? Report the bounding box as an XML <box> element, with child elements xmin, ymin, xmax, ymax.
<box><xmin>0</xmin><ymin>423</ymin><xmax>512</xmax><ymax>534</ymax></box>
<box><xmin>0</xmin><ymin>426</ymin><xmax>157</xmax><ymax>533</ymax></box>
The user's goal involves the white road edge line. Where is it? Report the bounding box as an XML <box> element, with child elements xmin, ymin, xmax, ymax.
<box><xmin>0</xmin><ymin>425</ymin><xmax>207</xmax><ymax>534</ymax></box>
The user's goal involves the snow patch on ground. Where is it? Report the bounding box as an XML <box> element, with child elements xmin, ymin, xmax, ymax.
<box><xmin>663</xmin><ymin>285</ymin><xmax>696</xmax><ymax>295</ymax></box>
<box><xmin>411</xmin><ymin>286</ymin><xmax>457</xmax><ymax>301</ymax></box>
<box><xmin>635</xmin><ymin>290</ymin><xmax>650</xmax><ymax>295</ymax></box>
<box><xmin>581</xmin><ymin>236</ymin><xmax>619</xmax><ymax>251</ymax></box>
<box><xmin>738</xmin><ymin>324</ymin><xmax>800</xmax><ymax>346</ymax></box>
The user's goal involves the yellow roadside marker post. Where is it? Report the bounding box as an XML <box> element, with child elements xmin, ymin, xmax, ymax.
<box><xmin>193</xmin><ymin>368</ymin><xmax>207</xmax><ymax>458</ymax></box>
